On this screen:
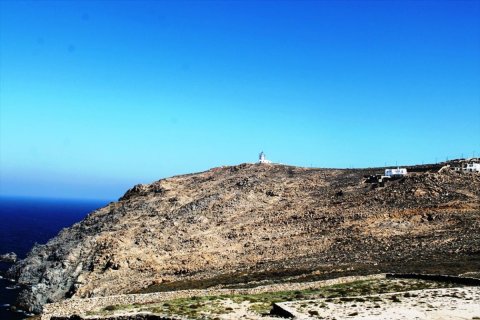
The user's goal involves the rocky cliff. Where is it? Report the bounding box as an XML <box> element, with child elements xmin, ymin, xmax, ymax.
<box><xmin>7</xmin><ymin>163</ymin><xmax>480</xmax><ymax>313</ymax></box>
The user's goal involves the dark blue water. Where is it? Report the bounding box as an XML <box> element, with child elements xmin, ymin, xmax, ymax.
<box><xmin>0</xmin><ymin>196</ymin><xmax>110</xmax><ymax>319</ymax></box>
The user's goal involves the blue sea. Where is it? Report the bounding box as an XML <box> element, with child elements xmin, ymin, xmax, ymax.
<box><xmin>0</xmin><ymin>196</ymin><xmax>110</xmax><ymax>320</ymax></box>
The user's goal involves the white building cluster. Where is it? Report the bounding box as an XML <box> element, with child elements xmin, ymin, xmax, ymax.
<box><xmin>384</xmin><ymin>168</ymin><xmax>408</xmax><ymax>177</ymax></box>
<box><xmin>465</xmin><ymin>163</ymin><xmax>480</xmax><ymax>172</ymax></box>
<box><xmin>453</xmin><ymin>162</ymin><xmax>480</xmax><ymax>172</ymax></box>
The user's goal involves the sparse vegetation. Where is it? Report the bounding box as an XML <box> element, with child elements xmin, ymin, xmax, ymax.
<box><xmin>85</xmin><ymin>278</ymin><xmax>457</xmax><ymax>319</ymax></box>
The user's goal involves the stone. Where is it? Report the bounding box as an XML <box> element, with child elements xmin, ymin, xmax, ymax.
<box><xmin>0</xmin><ymin>252</ymin><xmax>17</xmax><ymax>263</ymax></box>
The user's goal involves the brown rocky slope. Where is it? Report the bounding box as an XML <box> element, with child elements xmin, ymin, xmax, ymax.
<box><xmin>7</xmin><ymin>162</ymin><xmax>480</xmax><ymax>313</ymax></box>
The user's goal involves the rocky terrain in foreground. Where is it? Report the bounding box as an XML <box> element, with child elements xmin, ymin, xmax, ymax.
<box><xmin>7</xmin><ymin>161</ymin><xmax>480</xmax><ymax>313</ymax></box>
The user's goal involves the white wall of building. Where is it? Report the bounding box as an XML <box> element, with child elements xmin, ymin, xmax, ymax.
<box><xmin>464</xmin><ymin>163</ymin><xmax>480</xmax><ymax>172</ymax></box>
<box><xmin>385</xmin><ymin>168</ymin><xmax>407</xmax><ymax>177</ymax></box>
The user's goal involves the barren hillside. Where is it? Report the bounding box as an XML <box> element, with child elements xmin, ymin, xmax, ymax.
<box><xmin>8</xmin><ymin>162</ymin><xmax>480</xmax><ymax>313</ymax></box>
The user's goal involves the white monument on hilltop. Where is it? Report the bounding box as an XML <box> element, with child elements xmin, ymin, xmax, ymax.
<box><xmin>258</xmin><ymin>151</ymin><xmax>272</xmax><ymax>164</ymax></box>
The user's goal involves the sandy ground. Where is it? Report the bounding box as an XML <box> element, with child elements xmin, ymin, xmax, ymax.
<box><xmin>215</xmin><ymin>299</ymin><xmax>260</xmax><ymax>320</ymax></box>
<box><xmin>277</xmin><ymin>287</ymin><xmax>480</xmax><ymax>320</ymax></box>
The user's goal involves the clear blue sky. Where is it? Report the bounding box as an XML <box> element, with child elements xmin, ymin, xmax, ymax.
<box><xmin>1</xmin><ymin>0</ymin><xmax>479</xmax><ymax>200</ymax></box>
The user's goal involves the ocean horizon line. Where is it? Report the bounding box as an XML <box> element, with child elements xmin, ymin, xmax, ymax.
<box><xmin>0</xmin><ymin>194</ymin><xmax>113</xmax><ymax>204</ymax></box>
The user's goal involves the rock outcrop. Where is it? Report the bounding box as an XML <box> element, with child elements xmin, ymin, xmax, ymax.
<box><xmin>7</xmin><ymin>163</ymin><xmax>480</xmax><ymax>313</ymax></box>
<box><xmin>0</xmin><ymin>252</ymin><xmax>17</xmax><ymax>263</ymax></box>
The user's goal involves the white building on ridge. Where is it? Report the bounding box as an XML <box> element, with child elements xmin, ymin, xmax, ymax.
<box><xmin>464</xmin><ymin>163</ymin><xmax>480</xmax><ymax>172</ymax></box>
<box><xmin>384</xmin><ymin>168</ymin><xmax>407</xmax><ymax>177</ymax></box>
<box><xmin>258</xmin><ymin>151</ymin><xmax>272</xmax><ymax>164</ymax></box>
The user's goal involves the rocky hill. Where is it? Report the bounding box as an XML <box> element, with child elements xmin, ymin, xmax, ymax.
<box><xmin>7</xmin><ymin>162</ymin><xmax>480</xmax><ymax>313</ymax></box>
